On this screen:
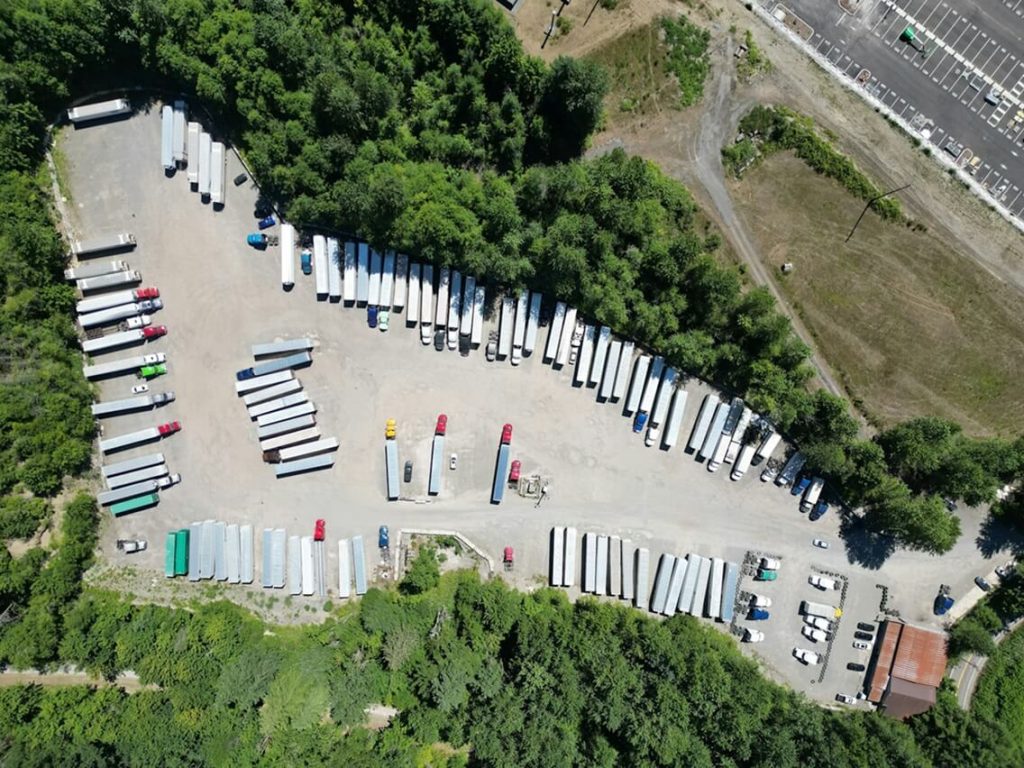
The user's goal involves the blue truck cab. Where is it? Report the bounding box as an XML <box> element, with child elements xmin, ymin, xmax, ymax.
<box><xmin>633</xmin><ymin>412</ymin><xmax>648</xmax><ymax>433</ymax></box>
<box><xmin>300</xmin><ymin>249</ymin><xmax>312</xmax><ymax>275</ymax></box>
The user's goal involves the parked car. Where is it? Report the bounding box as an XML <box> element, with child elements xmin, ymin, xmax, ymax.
<box><xmin>449</xmin><ymin>453</ymin><xmax>458</xmax><ymax>470</ymax></box>
<box><xmin>633</xmin><ymin>411</ymin><xmax>648</xmax><ymax>433</ymax></box>
<box><xmin>810</xmin><ymin>502</ymin><xmax>830</xmax><ymax>521</ymax></box>
<box><xmin>434</xmin><ymin>330</ymin><xmax>446</xmax><ymax>351</ymax></box>
<box><xmin>809</xmin><ymin>575</ymin><xmax>837</xmax><ymax>590</ymax></box>
<box><xmin>257</xmin><ymin>215</ymin><xmax>276</xmax><ymax>230</ymax></box>
<box><xmin>760</xmin><ymin>461</ymin><xmax>779</xmax><ymax>483</ymax></box>
<box><xmin>743</xmin><ymin>628</ymin><xmax>765</xmax><ymax>643</ymax></box>
<box><xmin>791</xmin><ymin>476</ymin><xmax>811</xmax><ymax>497</ymax></box>
<box><xmin>793</xmin><ymin>648</ymin><xmax>820</xmax><ymax>665</ymax></box>
<box><xmin>748</xmin><ymin>608</ymin><xmax>770</xmax><ymax>621</ymax></box>
<box><xmin>486</xmin><ymin>339</ymin><xmax>497</xmax><ymax>361</ymax></box>
<box><xmin>131</xmin><ymin>383</ymin><xmax>150</xmax><ymax>394</ymax></box>
<box><xmin>378</xmin><ymin>525</ymin><xmax>389</xmax><ymax>549</ymax></box>
<box><xmin>760</xmin><ymin>557</ymin><xmax>781</xmax><ymax>570</ymax></box>
<box><xmin>379</xmin><ymin>310</ymin><xmax>390</xmax><ymax>331</ymax></box>
<box><xmin>853</xmin><ymin>640</ymin><xmax>870</xmax><ymax>650</ymax></box>
<box><xmin>812</xmin><ymin>538</ymin><xmax>829</xmax><ymax>549</ymax></box>
<box><xmin>847</xmin><ymin>662</ymin><xmax>866</xmax><ymax>672</ymax></box>
<box><xmin>854</xmin><ymin>630</ymin><xmax>874</xmax><ymax>642</ymax></box>
<box><xmin>804</xmin><ymin>616</ymin><xmax>831</xmax><ymax>632</ymax></box>
<box><xmin>300</xmin><ymin>249</ymin><xmax>312</xmax><ymax>275</ymax></box>
<box><xmin>367</xmin><ymin>305</ymin><xmax>378</xmax><ymax>328</ymax></box>
<box><xmin>934</xmin><ymin>585</ymin><xmax>955</xmax><ymax>615</ymax></box>
<box><xmin>756</xmin><ymin>569</ymin><xmax>778</xmax><ymax>582</ymax></box>
<box><xmin>996</xmin><ymin>562</ymin><xmax>1015</xmax><ymax>580</ymax></box>
<box><xmin>233</xmin><ymin>172</ymin><xmax>248</xmax><ymax>186</ymax></box>
<box><xmin>139</xmin><ymin>363</ymin><xmax>167</xmax><ymax>379</ymax></box>
<box><xmin>750</xmin><ymin>594</ymin><xmax>772</xmax><ymax>608</ymax></box>
<box><xmin>836</xmin><ymin>694</ymin><xmax>856</xmax><ymax>705</ymax></box>
<box><xmin>404</xmin><ymin>461</ymin><xmax>413</xmax><ymax>482</ymax></box>
<box><xmin>802</xmin><ymin>626</ymin><xmax>828</xmax><ymax>643</ymax></box>
<box><xmin>116</xmin><ymin>539</ymin><xmax>147</xmax><ymax>553</ymax></box>
<box><xmin>156</xmin><ymin>473</ymin><xmax>181</xmax><ymax>489</ymax></box>
<box><xmin>975</xmin><ymin>576</ymin><xmax>992</xmax><ymax>592</ymax></box>
<box><xmin>943</xmin><ymin>497</ymin><xmax>958</xmax><ymax>512</ymax></box>
<box><xmin>314</xmin><ymin>519</ymin><xmax>325</xmax><ymax>541</ymax></box>
<box><xmin>857</xmin><ymin>622</ymin><xmax>876</xmax><ymax>633</ymax></box>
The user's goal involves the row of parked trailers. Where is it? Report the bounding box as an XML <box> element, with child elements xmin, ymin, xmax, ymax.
<box><xmin>258</xmin><ymin>529</ymin><xmax>369</xmax><ymax>597</ymax></box>
<box><xmin>164</xmin><ymin>520</ymin><xmax>254</xmax><ymax>582</ymax></box>
<box><xmin>549</xmin><ymin>527</ymin><xmax>741</xmax><ymax>623</ymax></box>
<box><xmin>160</xmin><ymin>101</ymin><xmax>226</xmax><ymax>206</ymax></box>
<box><xmin>235</xmin><ymin>342</ymin><xmax>338</xmax><ymax>476</ymax></box>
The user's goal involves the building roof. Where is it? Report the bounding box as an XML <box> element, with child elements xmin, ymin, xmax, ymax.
<box><xmin>867</xmin><ymin>621</ymin><xmax>902</xmax><ymax>703</ymax></box>
<box><xmin>866</xmin><ymin>621</ymin><xmax>948</xmax><ymax>716</ymax></box>
<box><xmin>884</xmin><ymin>677</ymin><xmax>937</xmax><ymax>720</ymax></box>
<box><xmin>891</xmin><ymin>623</ymin><xmax>947</xmax><ymax>688</ymax></box>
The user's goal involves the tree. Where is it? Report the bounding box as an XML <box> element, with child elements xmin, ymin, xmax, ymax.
<box><xmin>401</xmin><ymin>547</ymin><xmax>440</xmax><ymax>595</ymax></box>
<box><xmin>534</xmin><ymin>56</ymin><xmax>608</xmax><ymax>162</ymax></box>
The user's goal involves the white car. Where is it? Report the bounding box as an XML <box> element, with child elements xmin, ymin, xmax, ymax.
<box><xmin>743</xmin><ymin>628</ymin><xmax>765</xmax><ymax>643</ymax></box>
<box><xmin>813</xmin><ymin>538</ymin><xmax>829</xmax><ymax>549</ymax></box>
<box><xmin>124</xmin><ymin>314</ymin><xmax>151</xmax><ymax>329</ymax></box>
<box><xmin>449</xmin><ymin>453</ymin><xmax>458</xmax><ymax>470</ymax></box>
<box><xmin>793</xmin><ymin>648</ymin><xmax>821</xmax><ymax>665</ymax></box>
<box><xmin>142</xmin><ymin>352</ymin><xmax>166</xmax><ymax>365</ymax></box>
<box><xmin>809</xmin><ymin>575</ymin><xmax>838</xmax><ymax>590</ymax></box>
<box><xmin>760</xmin><ymin>465</ymin><xmax>778</xmax><ymax>482</ymax></box>
<box><xmin>853</xmin><ymin>640</ymin><xmax>871</xmax><ymax>650</ymax></box>
<box><xmin>750</xmin><ymin>594</ymin><xmax>772</xmax><ymax>608</ymax></box>
<box><xmin>760</xmin><ymin>557</ymin><xmax>781</xmax><ymax>570</ymax></box>
<box><xmin>836</xmin><ymin>694</ymin><xmax>856</xmax><ymax>705</ymax></box>
<box><xmin>802</xmin><ymin>626</ymin><xmax>828</xmax><ymax>643</ymax></box>
<box><xmin>804</xmin><ymin>616</ymin><xmax>832</xmax><ymax>632</ymax></box>
<box><xmin>379</xmin><ymin>310</ymin><xmax>390</xmax><ymax>331</ymax></box>
<box><xmin>131</xmin><ymin>383</ymin><xmax>150</xmax><ymax>394</ymax></box>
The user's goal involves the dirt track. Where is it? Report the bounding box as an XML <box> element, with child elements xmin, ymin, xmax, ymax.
<box><xmin>0</xmin><ymin>668</ymin><xmax>153</xmax><ymax>693</ymax></box>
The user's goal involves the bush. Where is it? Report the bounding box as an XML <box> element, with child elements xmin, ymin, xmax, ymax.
<box><xmin>401</xmin><ymin>547</ymin><xmax>440</xmax><ymax>595</ymax></box>
<box><xmin>0</xmin><ymin>496</ymin><xmax>50</xmax><ymax>539</ymax></box>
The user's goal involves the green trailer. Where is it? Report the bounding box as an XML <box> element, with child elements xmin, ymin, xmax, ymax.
<box><xmin>164</xmin><ymin>532</ymin><xmax>176</xmax><ymax>578</ymax></box>
<box><xmin>174</xmin><ymin>529</ymin><xmax>189</xmax><ymax>576</ymax></box>
<box><xmin>110</xmin><ymin>493</ymin><xmax>158</xmax><ymax>516</ymax></box>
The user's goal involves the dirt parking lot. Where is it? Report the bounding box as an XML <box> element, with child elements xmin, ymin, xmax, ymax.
<box><xmin>58</xmin><ymin>107</ymin><xmax>1012</xmax><ymax>703</ymax></box>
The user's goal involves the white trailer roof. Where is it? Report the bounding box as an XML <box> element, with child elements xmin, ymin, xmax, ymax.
<box><xmin>209</xmin><ymin>141</ymin><xmax>225</xmax><ymax>205</ymax></box>
<box><xmin>664</xmin><ymin>557</ymin><xmax>688</xmax><ymax>616</ymax></box>
<box><xmin>583</xmin><ymin>532</ymin><xmax>597</xmax><ymax>593</ymax></box>
<box><xmin>594</xmin><ymin>535</ymin><xmax>609</xmax><ymax>596</ymax></box>
<box><xmin>256</xmin><ymin>402</ymin><xmax>316</xmax><ymax>427</ymax></box>
<box><xmin>610</xmin><ymin>344</ymin><xmax>634</xmax><ymax>403</ymax></box>
<box><xmin>172</xmin><ymin>101</ymin><xmax>187</xmax><ymax>163</ymax></box>
<box><xmin>498</xmin><ymin>296</ymin><xmax>514</xmax><ymax>357</ymax></box>
<box><xmin>471</xmin><ymin>285</ymin><xmax>485</xmax><ymax>346</ymax></box>
<box><xmin>420</xmin><ymin>264</ymin><xmax>433</xmax><ymax>326</ymax></box>
<box><xmin>460</xmin><ymin>275</ymin><xmax>475</xmax><ymax>336</ymax></box>
<box><xmin>338</xmin><ymin>538</ymin><xmax>352</xmax><ymax>598</ymax></box>
<box><xmin>699</xmin><ymin>403</ymin><xmax>730</xmax><ymax>460</ymax></box>
<box><xmin>550</xmin><ymin>526</ymin><xmax>565</xmax><ymax>587</ymax></box>
<box><xmin>524</xmin><ymin>291</ymin><xmax>541</xmax><ymax>353</ymax></box>
<box><xmin>225</xmin><ymin>524</ymin><xmax>241</xmax><ymax>584</ymax></box>
<box><xmin>101</xmin><ymin>452</ymin><xmax>164</xmax><ymax>478</ymax></box>
<box><xmin>448</xmin><ymin>271</ymin><xmax>462</xmax><ymax>331</ymax></box>
<box><xmin>634</xmin><ymin>547</ymin><xmax>651</xmax><ymax>611</ymax></box>
<box><xmin>288</xmin><ymin>535</ymin><xmax>302</xmax><ymax>595</ymax></box>
<box><xmin>651</xmin><ymin>367</ymin><xmax>678</xmax><ymax>426</ymax></box>
<box><xmin>599</xmin><ymin>340</ymin><xmax>622</xmax><ymax>401</ymax></box>
<box><xmin>662</xmin><ymin>389</ymin><xmax>689</xmax><ymax>449</ymax></box>
<box><xmin>313</xmin><ymin>235</ymin><xmax>329</xmax><ymax>297</ymax></box>
<box><xmin>624</xmin><ymin>355</ymin><xmax>651</xmax><ymax>414</ymax></box>
<box><xmin>380</xmin><ymin>251</ymin><xmax>395</xmax><ymax>308</ymax></box>
<box><xmin>407</xmin><ymin>263</ymin><xmax>421</xmax><ymax>325</ymax></box>
<box><xmin>512</xmin><ymin>290</ymin><xmax>528</xmax><ymax>349</ymax></box>
<box><xmin>160</xmin><ymin>105</ymin><xmax>174</xmax><ymax>170</ymax></box>
<box><xmin>259</xmin><ymin>426</ymin><xmax>320</xmax><ymax>452</ymax></box>
<box><xmin>368</xmin><ymin>249</ymin><xmax>382</xmax><ymax>306</ymax></box>
<box><xmin>650</xmin><ymin>554</ymin><xmax>676</xmax><ymax>614</ymax></box>
<box><xmin>563</xmin><ymin>526</ymin><xmax>577</xmax><ymax>588</ymax></box>
<box><xmin>327</xmin><ymin>238</ymin><xmax>342</xmax><ymax>299</ymax></box>
<box><xmin>186</xmin><ymin>122</ymin><xmax>200</xmax><ymax>183</ymax></box>
<box><xmin>240</xmin><ymin>525</ymin><xmax>254</xmax><ymax>584</ymax></box>
<box><xmin>574</xmin><ymin>325</ymin><xmax>595</xmax><ymax>385</ymax></box>
<box><xmin>545</xmin><ymin>302</ymin><xmax>566</xmax><ymax>362</ymax></box>
<box><xmin>197</xmin><ymin>132</ymin><xmax>212</xmax><ymax>195</ymax></box>
<box><xmin>356</xmin><ymin>243</ymin><xmax>369</xmax><ymax>303</ymax></box>
<box><xmin>352</xmin><ymin>535</ymin><xmax>367</xmax><ymax>595</ymax></box>
<box><xmin>555</xmin><ymin>307</ymin><xmax>576</xmax><ymax>367</ymax></box>
<box><xmin>589</xmin><ymin>326</ymin><xmax>611</xmax><ymax>386</ymax></box>
<box><xmin>248</xmin><ymin>392</ymin><xmax>309</xmax><ymax>419</ymax></box>
<box><xmin>280</xmin><ymin>223</ymin><xmax>295</xmax><ymax>288</ymax></box>
<box><xmin>392</xmin><ymin>254</ymin><xmax>408</xmax><ymax>310</ymax></box>
<box><xmin>435</xmin><ymin>268</ymin><xmax>449</xmax><ymax>328</ymax></box>
<box><xmin>343</xmin><ymin>242</ymin><xmax>357</xmax><ymax>302</ymax></box>
<box><xmin>639</xmin><ymin>356</ymin><xmax>664</xmax><ymax>413</ymax></box>
<box><xmin>255</xmin><ymin>414</ymin><xmax>316</xmax><ymax>440</ymax></box>
<box><xmin>107</xmin><ymin>463</ymin><xmax>168</xmax><ymax>489</ymax></box>
<box><xmin>234</xmin><ymin>369</ymin><xmax>293</xmax><ymax>394</ymax></box>
<box><xmin>678</xmin><ymin>554</ymin><xmax>701</xmax><ymax>613</ymax></box>
<box><xmin>251</xmin><ymin>338</ymin><xmax>313</xmax><ymax>357</ymax></box>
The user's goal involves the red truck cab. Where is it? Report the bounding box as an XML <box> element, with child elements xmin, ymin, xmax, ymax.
<box><xmin>436</xmin><ymin>414</ymin><xmax>447</xmax><ymax>436</ymax></box>
<box><xmin>509</xmin><ymin>459</ymin><xmax>521</xmax><ymax>483</ymax></box>
<box><xmin>142</xmin><ymin>325</ymin><xmax>167</xmax><ymax>338</ymax></box>
<box><xmin>501</xmin><ymin>423</ymin><xmax>513</xmax><ymax>445</ymax></box>
<box><xmin>135</xmin><ymin>287</ymin><xmax>160</xmax><ymax>300</ymax></box>
<box><xmin>314</xmin><ymin>519</ymin><xmax>325</xmax><ymax>541</ymax></box>
<box><xmin>158</xmin><ymin>421</ymin><xmax>181</xmax><ymax>436</ymax></box>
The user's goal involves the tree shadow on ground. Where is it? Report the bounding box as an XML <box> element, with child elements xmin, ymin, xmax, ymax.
<box><xmin>976</xmin><ymin>513</ymin><xmax>1024</xmax><ymax>560</ymax></box>
<box><xmin>839</xmin><ymin>513</ymin><xmax>897</xmax><ymax>570</ymax></box>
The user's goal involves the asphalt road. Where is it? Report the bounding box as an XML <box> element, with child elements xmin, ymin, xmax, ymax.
<box><xmin>768</xmin><ymin>0</ymin><xmax>1024</xmax><ymax>220</ymax></box>
<box><xmin>56</xmin><ymin>106</ymin><xmax>1018</xmax><ymax>705</ymax></box>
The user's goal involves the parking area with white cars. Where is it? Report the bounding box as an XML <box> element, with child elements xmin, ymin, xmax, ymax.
<box><xmin>57</xmin><ymin>105</ymin><xmax>1014</xmax><ymax>704</ymax></box>
<box><xmin>761</xmin><ymin>0</ymin><xmax>1024</xmax><ymax>220</ymax></box>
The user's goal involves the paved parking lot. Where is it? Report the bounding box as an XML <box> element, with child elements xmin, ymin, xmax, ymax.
<box><xmin>764</xmin><ymin>0</ymin><xmax>1024</xmax><ymax>220</ymax></box>
<box><xmin>59</xmin><ymin>107</ymin><xmax>1013</xmax><ymax>703</ymax></box>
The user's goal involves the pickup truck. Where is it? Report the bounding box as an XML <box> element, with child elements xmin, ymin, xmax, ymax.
<box><xmin>139</xmin><ymin>363</ymin><xmax>167</xmax><ymax>379</ymax></box>
<box><xmin>142</xmin><ymin>353</ymin><xmax>166</xmax><ymax>365</ymax></box>
<box><xmin>158</xmin><ymin>421</ymin><xmax>181</xmax><ymax>436</ymax></box>
<box><xmin>809</xmin><ymin>575</ymin><xmax>838</xmax><ymax>591</ymax></box>
<box><xmin>142</xmin><ymin>325</ymin><xmax>167</xmax><ymax>339</ymax></box>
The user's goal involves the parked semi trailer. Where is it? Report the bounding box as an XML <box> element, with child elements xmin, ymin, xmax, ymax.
<box><xmin>419</xmin><ymin>264</ymin><xmax>433</xmax><ymax>343</ymax></box>
<box><xmin>247</xmin><ymin>392</ymin><xmax>309</xmax><ymax>419</ymax></box>
<box><xmin>236</xmin><ymin>351</ymin><xmax>312</xmax><ymax>381</ymax></box>
<box><xmin>83</xmin><ymin>353</ymin><xmax>165</xmax><ymax>380</ymax></box>
<box><xmin>98</xmin><ymin>480</ymin><xmax>161</xmax><ymax>506</ymax></box>
<box><xmin>511</xmin><ymin>290</ymin><xmax>528</xmax><ymax>364</ymax></box>
<box><xmin>197</xmin><ymin>132</ymin><xmax>212</xmax><ymax>196</ymax></box>
<box><xmin>99</xmin><ymin>421</ymin><xmax>180</xmax><ymax>454</ymax></box>
<box><xmin>77</xmin><ymin>287</ymin><xmax>159</xmax><ymax>315</ymax></box>
<box><xmin>368</xmin><ymin>249</ymin><xmax>383</xmax><ymax>306</ymax></box>
<box><xmin>460</xmin><ymin>276</ymin><xmax>475</xmax><ymax>336</ymax></box>
<box><xmin>65</xmin><ymin>259</ymin><xmax>128</xmax><ymax>282</ymax></box>
<box><xmin>101</xmin><ymin>453</ymin><xmax>164</xmax><ymax>479</ymax></box>
<box><xmin>234</xmin><ymin>369</ymin><xmax>294</xmax><ymax>395</ymax></box>
<box><xmin>70</xmin><ymin>232</ymin><xmax>136</xmax><ymax>258</ymax></box>
<box><xmin>160</xmin><ymin>105</ymin><xmax>174</xmax><ymax>171</ymax></box>
<box><xmin>545</xmin><ymin>302</ymin><xmax>567</xmax><ymax>362</ymax></box>
<box><xmin>662</xmin><ymin>389</ymin><xmax>689</xmax><ymax>450</ymax></box>
<box><xmin>574</xmin><ymin>325</ymin><xmax>595</xmax><ymax>386</ymax></box>
<box><xmin>589</xmin><ymin>326</ymin><xmax>611</xmax><ymax>387</ymax></box>
<box><xmin>491</xmin><ymin>423</ymin><xmax>513</xmax><ymax>504</ymax></box>
<box><xmin>555</xmin><ymin>307</ymin><xmax>577</xmax><ymax>368</ymax></box>
<box><xmin>698</xmin><ymin>402</ymin><xmax>730</xmax><ymax>461</ymax></box>
<box><xmin>242</xmin><ymin>380</ymin><xmax>302</xmax><ymax>406</ymax></box>
<box><xmin>255</xmin><ymin>402</ymin><xmax>316</xmax><ymax>427</ymax></box>
<box><xmin>801</xmin><ymin>600</ymin><xmax>842</xmax><ymax>619</ymax></box>
<box><xmin>255</xmin><ymin>414</ymin><xmax>316</xmax><ymax>440</ymax></box>
<box><xmin>275</xmin><ymin>453</ymin><xmax>334</xmax><ymax>478</ymax></box>
<box><xmin>623</xmin><ymin>355</ymin><xmax>651</xmax><ymax>415</ymax></box>
<box><xmin>524</xmin><ymin>291</ymin><xmax>542</xmax><ymax>355</ymax></box>
<box><xmin>209</xmin><ymin>141</ymin><xmax>225</xmax><ymax>205</ymax></box>
<box><xmin>172</xmin><ymin>101</ymin><xmax>187</xmax><ymax>166</ymax></box>
<box><xmin>406</xmin><ymin>263</ymin><xmax>421</xmax><ymax>326</ymax></box>
<box><xmin>280</xmin><ymin>223</ymin><xmax>295</xmax><ymax>289</ymax></box>
<box><xmin>384</xmin><ymin>421</ymin><xmax>399</xmax><ymax>500</ymax></box>
<box><xmin>82</xmin><ymin>326</ymin><xmax>165</xmax><ymax>354</ymax></box>
<box><xmin>186</xmin><ymin>122</ymin><xmax>200</xmax><ymax>184</ymax></box>
<box><xmin>263</xmin><ymin>437</ymin><xmax>338</xmax><ymax>464</ymax></box>
<box><xmin>106</xmin><ymin>463</ymin><xmax>169</xmax><ymax>489</ymax></box>
<box><xmin>498</xmin><ymin>296</ymin><xmax>514</xmax><ymax>358</ymax></box>
<box><xmin>599</xmin><ymin>340</ymin><xmax>622</xmax><ymax>401</ymax></box>
<box><xmin>356</xmin><ymin>243</ymin><xmax>370</xmax><ymax>303</ymax></box>
<box><xmin>110</xmin><ymin>493</ymin><xmax>159</xmax><ymax>516</ymax></box>
<box><xmin>380</xmin><ymin>250</ymin><xmax>395</xmax><ymax>309</ymax></box>
<box><xmin>429</xmin><ymin>414</ymin><xmax>447</xmax><ymax>496</ymax></box>
<box><xmin>77</xmin><ymin>270</ymin><xmax>141</xmax><ymax>293</ymax></box>
<box><xmin>251</xmin><ymin>338</ymin><xmax>314</xmax><ymax>358</ymax></box>
<box><xmin>259</xmin><ymin>426</ymin><xmax>320</xmax><ymax>452</ymax></box>
<box><xmin>313</xmin><ymin>235</ymin><xmax>328</xmax><ymax>297</ymax></box>
<box><xmin>645</xmin><ymin>367</ymin><xmax>678</xmax><ymax>447</ymax></box>
<box><xmin>343</xmin><ymin>242</ymin><xmax>357</xmax><ymax>303</ymax></box>
<box><xmin>91</xmin><ymin>392</ymin><xmax>174</xmax><ymax>417</ymax></box>
<box><xmin>447</xmin><ymin>270</ymin><xmax>462</xmax><ymax>349</ymax></box>
<box><xmin>67</xmin><ymin>98</ymin><xmax>130</xmax><ymax>124</ymax></box>
<box><xmin>471</xmin><ymin>284</ymin><xmax>485</xmax><ymax>346</ymax></box>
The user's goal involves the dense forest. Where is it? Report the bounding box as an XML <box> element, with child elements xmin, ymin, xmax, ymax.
<box><xmin>1</xmin><ymin>0</ymin><xmax>1024</xmax><ymax>764</ymax></box>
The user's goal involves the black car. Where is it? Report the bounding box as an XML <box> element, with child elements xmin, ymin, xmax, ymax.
<box><xmin>854</xmin><ymin>631</ymin><xmax>874</xmax><ymax>642</ymax></box>
<box><xmin>975</xmin><ymin>576</ymin><xmax>992</xmax><ymax>592</ymax></box>
<box><xmin>847</xmin><ymin>662</ymin><xmax>866</xmax><ymax>672</ymax></box>
<box><xmin>434</xmin><ymin>330</ymin><xmax>445</xmax><ymax>351</ymax></box>
<box><xmin>404</xmin><ymin>460</ymin><xmax>413</xmax><ymax>483</ymax></box>
<box><xmin>233</xmin><ymin>172</ymin><xmax>248</xmax><ymax>186</ymax></box>
<box><xmin>857</xmin><ymin>622</ymin><xmax>876</xmax><ymax>633</ymax></box>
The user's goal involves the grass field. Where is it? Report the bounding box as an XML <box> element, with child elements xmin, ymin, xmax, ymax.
<box><xmin>730</xmin><ymin>152</ymin><xmax>1024</xmax><ymax>436</ymax></box>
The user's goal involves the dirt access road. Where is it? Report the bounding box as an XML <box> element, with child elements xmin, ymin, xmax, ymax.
<box><xmin>0</xmin><ymin>668</ymin><xmax>152</xmax><ymax>693</ymax></box>
<box><xmin>511</xmin><ymin>0</ymin><xmax>1024</xmax><ymax>416</ymax></box>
